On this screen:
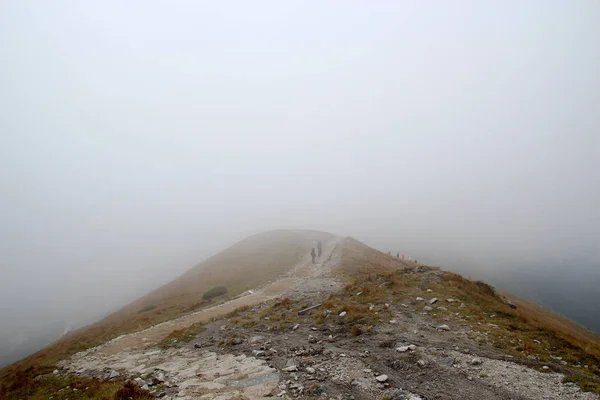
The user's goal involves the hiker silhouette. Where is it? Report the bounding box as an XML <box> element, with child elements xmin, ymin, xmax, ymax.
<box><xmin>310</xmin><ymin>248</ymin><xmax>316</xmax><ymax>264</ymax></box>
<box><xmin>317</xmin><ymin>241</ymin><xmax>323</xmax><ymax>257</ymax></box>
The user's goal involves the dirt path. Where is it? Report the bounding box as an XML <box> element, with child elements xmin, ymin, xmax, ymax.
<box><xmin>86</xmin><ymin>237</ymin><xmax>343</xmax><ymax>356</ymax></box>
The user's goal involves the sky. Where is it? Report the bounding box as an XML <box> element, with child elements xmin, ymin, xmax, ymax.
<box><xmin>1</xmin><ymin>1</ymin><xmax>599</xmax><ymax>365</ymax></box>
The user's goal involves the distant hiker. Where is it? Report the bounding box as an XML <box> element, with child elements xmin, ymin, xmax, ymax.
<box><xmin>317</xmin><ymin>241</ymin><xmax>323</xmax><ymax>257</ymax></box>
<box><xmin>397</xmin><ymin>252</ymin><xmax>400</xmax><ymax>258</ymax></box>
<box><xmin>311</xmin><ymin>248</ymin><xmax>316</xmax><ymax>264</ymax></box>
<box><xmin>402</xmin><ymin>254</ymin><xmax>404</xmax><ymax>260</ymax></box>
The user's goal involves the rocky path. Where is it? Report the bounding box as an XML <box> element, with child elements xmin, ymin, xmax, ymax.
<box><xmin>57</xmin><ymin>243</ymin><xmax>600</xmax><ymax>400</ymax></box>
<box><xmin>66</xmin><ymin>236</ymin><xmax>343</xmax><ymax>356</ymax></box>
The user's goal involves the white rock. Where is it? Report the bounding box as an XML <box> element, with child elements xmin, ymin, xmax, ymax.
<box><xmin>408</xmin><ymin>344</ymin><xmax>417</xmax><ymax>351</ymax></box>
<box><xmin>423</xmin><ymin>306</ymin><xmax>433</xmax><ymax>311</ymax></box>
<box><xmin>141</xmin><ymin>384</ymin><xmax>150</xmax><ymax>391</ymax></box>
<box><xmin>437</xmin><ymin>324</ymin><xmax>451</xmax><ymax>331</ymax></box>
<box><xmin>396</xmin><ymin>346</ymin><xmax>410</xmax><ymax>352</ymax></box>
<box><xmin>416</xmin><ymin>297</ymin><xmax>424</xmax><ymax>301</ymax></box>
<box><xmin>292</xmin><ymin>324</ymin><xmax>299</xmax><ymax>330</ymax></box>
<box><xmin>437</xmin><ymin>306</ymin><xmax>448</xmax><ymax>311</ymax></box>
<box><xmin>375</xmin><ymin>374</ymin><xmax>388</xmax><ymax>382</ymax></box>
<box><xmin>429</xmin><ymin>298</ymin><xmax>438</xmax><ymax>305</ymax></box>
<box><xmin>134</xmin><ymin>377</ymin><xmax>146</xmax><ymax>387</ymax></box>
<box><xmin>470</xmin><ymin>358</ymin><xmax>482</xmax><ymax>366</ymax></box>
<box><xmin>389</xmin><ymin>319</ymin><xmax>397</xmax><ymax>324</ymax></box>
<box><xmin>446</xmin><ymin>298</ymin><xmax>457</xmax><ymax>303</ymax></box>
<box><xmin>53</xmin><ymin>369</ymin><xmax>59</xmax><ymax>374</ymax></box>
<box><xmin>339</xmin><ymin>311</ymin><xmax>347</xmax><ymax>317</ymax></box>
<box><xmin>306</xmin><ymin>367</ymin><xmax>316</xmax><ymax>374</ymax></box>
<box><xmin>417</xmin><ymin>360</ymin><xmax>426</xmax><ymax>366</ymax></box>
<box><xmin>401</xmin><ymin>304</ymin><xmax>408</xmax><ymax>308</ymax></box>
<box><xmin>283</xmin><ymin>365</ymin><xmax>298</xmax><ymax>372</ymax></box>
<box><xmin>542</xmin><ymin>366</ymin><xmax>549</xmax><ymax>370</ymax></box>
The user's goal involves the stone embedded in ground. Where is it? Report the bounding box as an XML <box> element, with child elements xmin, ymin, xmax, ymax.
<box><xmin>470</xmin><ymin>358</ymin><xmax>482</xmax><ymax>366</ymax></box>
<box><xmin>396</xmin><ymin>346</ymin><xmax>410</xmax><ymax>352</ymax></box>
<box><xmin>446</xmin><ymin>298</ymin><xmax>457</xmax><ymax>303</ymax></box>
<box><xmin>423</xmin><ymin>306</ymin><xmax>433</xmax><ymax>311</ymax></box>
<box><xmin>416</xmin><ymin>297</ymin><xmax>424</xmax><ymax>301</ymax></box>
<box><xmin>437</xmin><ymin>306</ymin><xmax>447</xmax><ymax>311</ymax></box>
<box><xmin>283</xmin><ymin>365</ymin><xmax>298</xmax><ymax>372</ymax></box>
<box><xmin>429</xmin><ymin>298</ymin><xmax>438</xmax><ymax>305</ymax></box>
<box><xmin>375</xmin><ymin>374</ymin><xmax>388</xmax><ymax>382</ymax></box>
<box><xmin>306</xmin><ymin>367</ymin><xmax>316</xmax><ymax>374</ymax></box>
<box><xmin>427</xmin><ymin>289</ymin><xmax>432</xmax><ymax>292</ymax></box>
<box><xmin>408</xmin><ymin>345</ymin><xmax>417</xmax><ymax>351</ymax></box>
<box><xmin>308</xmin><ymin>335</ymin><xmax>317</xmax><ymax>343</ymax></box>
<box><xmin>437</xmin><ymin>324</ymin><xmax>451</xmax><ymax>331</ymax></box>
<box><xmin>339</xmin><ymin>311</ymin><xmax>347</xmax><ymax>317</ymax></box>
<box><xmin>134</xmin><ymin>377</ymin><xmax>146</xmax><ymax>387</ymax></box>
<box><xmin>292</xmin><ymin>324</ymin><xmax>299</xmax><ymax>330</ymax></box>
<box><xmin>253</xmin><ymin>350</ymin><xmax>266</xmax><ymax>357</ymax></box>
<box><xmin>389</xmin><ymin>319</ymin><xmax>397</xmax><ymax>324</ymax></box>
<box><xmin>417</xmin><ymin>360</ymin><xmax>427</xmax><ymax>366</ymax></box>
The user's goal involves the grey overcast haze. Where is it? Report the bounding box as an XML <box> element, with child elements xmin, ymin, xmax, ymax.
<box><xmin>1</xmin><ymin>1</ymin><xmax>599</xmax><ymax>367</ymax></box>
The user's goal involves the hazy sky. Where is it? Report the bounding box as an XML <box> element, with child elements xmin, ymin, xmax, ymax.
<box><xmin>1</xmin><ymin>1</ymin><xmax>599</xmax><ymax>358</ymax></box>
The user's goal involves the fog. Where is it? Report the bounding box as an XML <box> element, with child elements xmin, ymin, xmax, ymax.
<box><xmin>1</xmin><ymin>1</ymin><xmax>599</xmax><ymax>367</ymax></box>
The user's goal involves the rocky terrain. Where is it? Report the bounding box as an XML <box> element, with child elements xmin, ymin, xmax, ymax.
<box><xmin>49</xmin><ymin>236</ymin><xmax>600</xmax><ymax>400</ymax></box>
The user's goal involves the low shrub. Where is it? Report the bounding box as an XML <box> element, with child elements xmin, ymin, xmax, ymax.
<box><xmin>202</xmin><ymin>286</ymin><xmax>227</xmax><ymax>300</ymax></box>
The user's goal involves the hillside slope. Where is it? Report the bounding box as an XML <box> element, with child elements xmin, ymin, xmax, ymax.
<box><xmin>1</xmin><ymin>234</ymin><xmax>599</xmax><ymax>400</ymax></box>
<box><xmin>0</xmin><ymin>230</ymin><xmax>332</xmax><ymax>385</ymax></box>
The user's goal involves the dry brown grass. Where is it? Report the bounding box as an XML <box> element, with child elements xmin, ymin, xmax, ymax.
<box><xmin>335</xmin><ymin>237</ymin><xmax>416</xmax><ymax>279</ymax></box>
<box><xmin>0</xmin><ymin>366</ymin><xmax>147</xmax><ymax>400</ymax></box>
<box><xmin>0</xmin><ymin>230</ymin><xmax>331</xmax><ymax>395</ymax></box>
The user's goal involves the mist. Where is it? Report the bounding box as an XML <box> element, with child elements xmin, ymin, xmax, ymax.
<box><xmin>1</xmin><ymin>1</ymin><xmax>599</xmax><ymax>367</ymax></box>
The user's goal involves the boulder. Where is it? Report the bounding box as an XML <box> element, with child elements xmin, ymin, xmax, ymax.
<box><xmin>375</xmin><ymin>374</ymin><xmax>388</xmax><ymax>382</ymax></box>
<box><xmin>436</xmin><ymin>324</ymin><xmax>451</xmax><ymax>331</ymax></box>
<box><xmin>396</xmin><ymin>346</ymin><xmax>410</xmax><ymax>352</ymax></box>
<box><xmin>429</xmin><ymin>298</ymin><xmax>438</xmax><ymax>305</ymax></box>
<box><xmin>470</xmin><ymin>358</ymin><xmax>482</xmax><ymax>366</ymax></box>
<box><xmin>283</xmin><ymin>365</ymin><xmax>298</xmax><ymax>372</ymax></box>
<box><xmin>416</xmin><ymin>297</ymin><xmax>424</xmax><ymax>301</ymax></box>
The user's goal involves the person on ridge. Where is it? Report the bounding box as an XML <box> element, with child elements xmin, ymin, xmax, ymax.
<box><xmin>311</xmin><ymin>248</ymin><xmax>316</xmax><ymax>264</ymax></box>
<box><xmin>317</xmin><ymin>241</ymin><xmax>323</xmax><ymax>257</ymax></box>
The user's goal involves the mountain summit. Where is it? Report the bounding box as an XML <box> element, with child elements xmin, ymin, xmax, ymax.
<box><xmin>1</xmin><ymin>231</ymin><xmax>599</xmax><ymax>399</ymax></box>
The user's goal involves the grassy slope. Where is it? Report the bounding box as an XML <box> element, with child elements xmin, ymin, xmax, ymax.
<box><xmin>335</xmin><ymin>237</ymin><xmax>418</xmax><ymax>278</ymax></box>
<box><xmin>3</xmin><ymin>233</ymin><xmax>599</xmax><ymax>397</ymax></box>
<box><xmin>0</xmin><ymin>229</ymin><xmax>331</xmax><ymax>393</ymax></box>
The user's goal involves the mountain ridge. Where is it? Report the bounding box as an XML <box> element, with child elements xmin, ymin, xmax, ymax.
<box><xmin>1</xmin><ymin>230</ymin><xmax>599</xmax><ymax>399</ymax></box>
